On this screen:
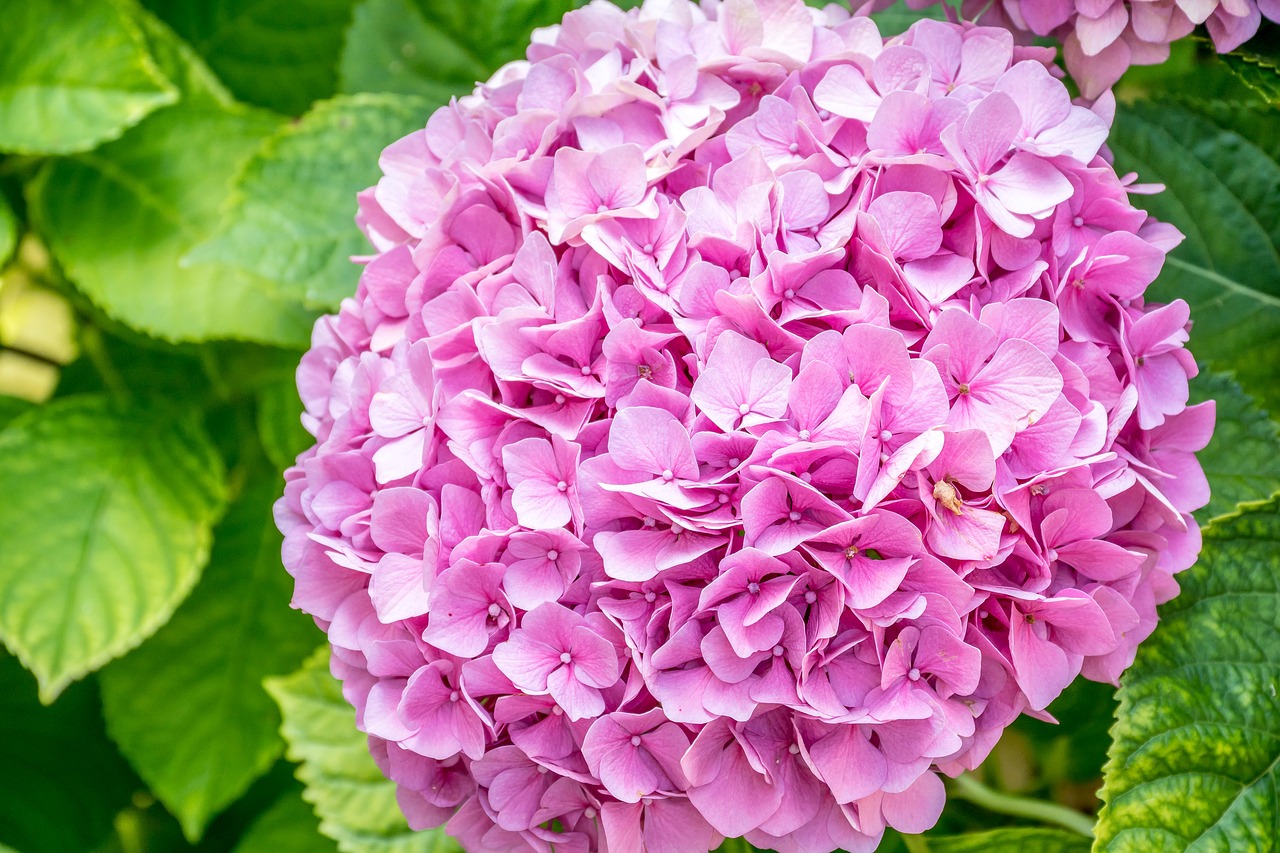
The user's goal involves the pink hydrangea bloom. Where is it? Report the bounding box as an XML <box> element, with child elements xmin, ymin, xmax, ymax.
<box><xmin>887</xmin><ymin>0</ymin><xmax>1280</xmax><ymax>97</ymax></box>
<box><xmin>277</xmin><ymin>2</ymin><xmax>1211</xmax><ymax>850</ymax></box>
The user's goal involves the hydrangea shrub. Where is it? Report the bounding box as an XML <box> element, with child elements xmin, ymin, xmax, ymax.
<box><xmin>276</xmin><ymin>2</ymin><xmax>1212</xmax><ymax>849</ymax></box>
<box><xmin>2</xmin><ymin>0</ymin><xmax>1278</xmax><ymax>851</ymax></box>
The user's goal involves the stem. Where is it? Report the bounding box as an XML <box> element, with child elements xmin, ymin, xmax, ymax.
<box><xmin>0</xmin><ymin>155</ymin><xmax>43</xmax><ymax>179</ymax></box>
<box><xmin>947</xmin><ymin>773</ymin><xmax>1096</xmax><ymax>838</ymax></box>
<box><xmin>80</xmin><ymin>324</ymin><xmax>131</xmax><ymax>403</ymax></box>
<box><xmin>199</xmin><ymin>346</ymin><xmax>233</xmax><ymax>404</ymax></box>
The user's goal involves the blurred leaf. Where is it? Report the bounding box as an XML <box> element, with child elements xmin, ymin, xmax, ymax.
<box><xmin>28</xmin><ymin>14</ymin><xmax>317</xmax><ymax>347</ymax></box>
<box><xmin>1011</xmin><ymin>678</ymin><xmax>1117</xmax><ymax>786</ymax></box>
<box><xmin>99</xmin><ymin>478</ymin><xmax>320</xmax><ymax>842</ymax></box>
<box><xmin>868</xmin><ymin>0</ymin><xmax>948</xmax><ymax>35</ymax></box>
<box><xmin>1189</xmin><ymin>372</ymin><xmax>1280</xmax><ymax>523</ymax></box>
<box><xmin>266</xmin><ymin>648</ymin><xmax>463</xmax><ymax>852</ymax></box>
<box><xmin>1217</xmin><ymin>22</ymin><xmax>1280</xmax><ymax>105</ymax></box>
<box><xmin>55</xmin><ymin>328</ymin><xmax>210</xmax><ymax>401</ymax></box>
<box><xmin>188</xmin><ymin>94</ymin><xmax>432</xmax><ymax>309</ymax></box>
<box><xmin>1112</xmin><ymin>39</ymin><xmax>1230</xmax><ymax>103</ymax></box>
<box><xmin>141</xmin><ymin>0</ymin><xmax>359</xmax><ymax>115</ymax></box>
<box><xmin>0</xmin><ymin>195</ymin><xmax>16</xmax><ymax>268</ymax></box>
<box><xmin>259</xmin><ymin>376</ymin><xmax>312</xmax><ymax>471</ymax></box>
<box><xmin>876</xmin><ymin>830</ymin><xmax>911</xmax><ymax>852</ymax></box>
<box><xmin>0</xmin><ymin>395</ymin><xmax>226</xmax><ymax>701</ymax></box>
<box><xmin>339</xmin><ymin>0</ymin><xmax>573</xmax><ymax>100</ymax></box>
<box><xmin>233</xmin><ymin>786</ymin><xmax>340</xmax><ymax>853</ymax></box>
<box><xmin>0</xmin><ymin>395</ymin><xmax>32</xmax><ymax>429</ymax></box>
<box><xmin>205</xmin><ymin>342</ymin><xmax>305</xmax><ymax>393</ymax></box>
<box><xmin>0</xmin><ymin>654</ymin><xmax>137</xmax><ymax>853</ymax></box>
<box><xmin>1095</xmin><ymin>496</ymin><xmax>1280</xmax><ymax>851</ymax></box>
<box><xmin>1109</xmin><ymin>100</ymin><xmax>1280</xmax><ymax>414</ymax></box>
<box><xmin>906</xmin><ymin>828</ymin><xmax>1090</xmax><ymax>852</ymax></box>
<box><xmin>0</xmin><ymin>0</ymin><xmax>177</xmax><ymax>154</ymax></box>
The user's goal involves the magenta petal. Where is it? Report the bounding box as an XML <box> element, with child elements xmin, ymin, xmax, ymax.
<box><xmin>684</xmin><ymin>725</ymin><xmax>782</xmax><ymax>837</ymax></box>
<box><xmin>547</xmin><ymin>666</ymin><xmax>605</xmax><ymax>720</ymax></box>
<box><xmin>880</xmin><ymin>771</ymin><xmax>946</xmax><ymax>833</ymax></box>
<box><xmin>808</xmin><ymin>726</ymin><xmax>888</xmax><ymax>803</ymax></box>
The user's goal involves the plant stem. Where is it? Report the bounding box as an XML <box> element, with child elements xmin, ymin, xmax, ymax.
<box><xmin>947</xmin><ymin>773</ymin><xmax>1096</xmax><ymax>838</ymax></box>
<box><xmin>81</xmin><ymin>324</ymin><xmax>131</xmax><ymax>403</ymax></box>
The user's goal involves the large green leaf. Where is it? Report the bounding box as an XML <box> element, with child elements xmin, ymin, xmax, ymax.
<box><xmin>27</xmin><ymin>14</ymin><xmax>316</xmax><ymax>347</ymax></box>
<box><xmin>1094</xmin><ymin>496</ymin><xmax>1280</xmax><ymax>851</ymax></box>
<box><xmin>233</xmin><ymin>786</ymin><xmax>340</xmax><ymax>853</ymax></box>
<box><xmin>1189</xmin><ymin>372</ymin><xmax>1280</xmax><ymax>523</ymax></box>
<box><xmin>0</xmin><ymin>395</ymin><xmax>32</xmax><ymax>429</ymax></box>
<box><xmin>0</xmin><ymin>654</ymin><xmax>137</xmax><ymax>853</ymax></box>
<box><xmin>187</xmin><ymin>94</ymin><xmax>432</xmax><ymax>309</ymax></box>
<box><xmin>0</xmin><ymin>396</ymin><xmax>226</xmax><ymax>702</ymax></box>
<box><xmin>0</xmin><ymin>0</ymin><xmax>177</xmax><ymax>154</ymax></box>
<box><xmin>266</xmin><ymin>649</ymin><xmax>462</xmax><ymax>853</ymax></box>
<box><xmin>99</xmin><ymin>478</ymin><xmax>321</xmax><ymax>842</ymax></box>
<box><xmin>142</xmin><ymin>0</ymin><xmax>358</xmax><ymax>115</ymax></box>
<box><xmin>338</xmin><ymin>0</ymin><xmax>574</xmax><ymax>100</ymax></box>
<box><xmin>1216</xmin><ymin>23</ymin><xmax>1280</xmax><ymax>106</ymax></box>
<box><xmin>259</xmin><ymin>375</ymin><xmax>313</xmax><ymax>471</ymax></box>
<box><xmin>906</xmin><ymin>828</ymin><xmax>1090</xmax><ymax>852</ymax></box>
<box><xmin>1108</xmin><ymin>101</ymin><xmax>1280</xmax><ymax>413</ymax></box>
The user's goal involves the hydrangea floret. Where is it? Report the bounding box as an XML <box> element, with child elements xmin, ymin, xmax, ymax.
<box><xmin>276</xmin><ymin>1</ymin><xmax>1212</xmax><ymax>849</ymax></box>
<box><xmin>878</xmin><ymin>0</ymin><xmax>1280</xmax><ymax>97</ymax></box>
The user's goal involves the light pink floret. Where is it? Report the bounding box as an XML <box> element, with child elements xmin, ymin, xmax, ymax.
<box><xmin>894</xmin><ymin>0</ymin><xmax>1280</xmax><ymax>97</ymax></box>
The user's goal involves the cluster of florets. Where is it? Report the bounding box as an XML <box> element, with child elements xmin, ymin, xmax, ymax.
<box><xmin>887</xmin><ymin>0</ymin><xmax>1280</xmax><ymax>97</ymax></box>
<box><xmin>275</xmin><ymin>1</ymin><xmax>1211</xmax><ymax>850</ymax></box>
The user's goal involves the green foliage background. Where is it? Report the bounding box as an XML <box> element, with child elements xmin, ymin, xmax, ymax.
<box><xmin>0</xmin><ymin>1</ymin><xmax>1276</xmax><ymax>851</ymax></box>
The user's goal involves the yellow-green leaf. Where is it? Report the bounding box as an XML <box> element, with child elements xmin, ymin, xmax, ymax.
<box><xmin>1095</xmin><ymin>496</ymin><xmax>1280</xmax><ymax>851</ymax></box>
<box><xmin>0</xmin><ymin>396</ymin><xmax>226</xmax><ymax>702</ymax></box>
<box><xmin>27</xmin><ymin>14</ymin><xmax>316</xmax><ymax>346</ymax></box>
<box><xmin>0</xmin><ymin>0</ymin><xmax>177</xmax><ymax>154</ymax></box>
<box><xmin>187</xmin><ymin>94</ymin><xmax>433</xmax><ymax>310</ymax></box>
<box><xmin>266</xmin><ymin>648</ymin><xmax>462</xmax><ymax>853</ymax></box>
<box><xmin>99</xmin><ymin>478</ymin><xmax>321</xmax><ymax>841</ymax></box>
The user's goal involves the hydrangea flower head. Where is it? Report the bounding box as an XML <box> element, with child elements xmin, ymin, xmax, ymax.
<box><xmin>891</xmin><ymin>0</ymin><xmax>1280</xmax><ymax>97</ymax></box>
<box><xmin>276</xmin><ymin>2</ymin><xmax>1211</xmax><ymax>849</ymax></box>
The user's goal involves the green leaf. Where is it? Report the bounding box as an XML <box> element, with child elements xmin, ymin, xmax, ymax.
<box><xmin>0</xmin><ymin>0</ymin><xmax>177</xmax><ymax>154</ymax></box>
<box><xmin>0</xmin><ymin>396</ymin><xmax>227</xmax><ymax>702</ymax></box>
<box><xmin>0</xmin><ymin>395</ymin><xmax>32</xmax><ymax>429</ymax></box>
<box><xmin>188</xmin><ymin>94</ymin><xmax>433</xmax><ymax>309</ymax></box>
<box><xmin>869</xmin><ymin>0</ymin><xmax>948</xmax><ymax>36</ymax></box>
<box><xmin>1012</xmin><ymin>677</ymin><xmax>1118</xmax><ymax>785</ymax></box>
<box><xmin>1108</xmin><ymin>100</ymin><xmax>1280</xmax><ymax>414</ymax></box>
<box><xmin>141</xmin><ymin>0</ymin><xmax>359</xmax><ymax>115</ymax></box>
<box><xmin>99</xmin><ymin>478</ymin><xmax>321</xmax><ymax>842</ymax></box>
<box><xmin>266</xmin><ymin>648</ymin><xmax>463</xmax><ymax>853</ymax></box>
<box><xmin>906</xmin><ymin>828</ymin><xmax>1090</xmax><ymax>852</ymax></box>
<box><xmin>27</xmin><ymin>14</ymin><xmax>317</xmax><ymax>347</ymax></box>
<box><xmin>259</xmin><ymin>376</ymin><xmax>312</xmax><ymax>471</ymax></box>
<box><xmin>0</xmin><ymin>194</ymin><xmax>17</xmax><ymax>268</ymax></box>
<box><xmin>0</xmin><ymin>654</ymin><xmax>137</xmax><ymax>853</ymax></box>
<box><xmin>233</xmin><ymin>787</ymin><xmax>340</xmax><ymax>853</ymax></box>
<box><xmin>1217</xmin><ymin>22</ymin><xmax>1280</xmax><ymax>106</ymax></box>
<box><xmin>1094</xmin><ymin>496</ymin><xmax>1280</xmax><ymax>851</ymax></box>
<box><xmin>339</xmin><ymin>0</ymin><xmax>574</xmax><ymax>100</ymax></box>
<box><xmin>1188</xmin><ymin>372</ymin><xmax>1280</xmax><ymax>523</ymax></box>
